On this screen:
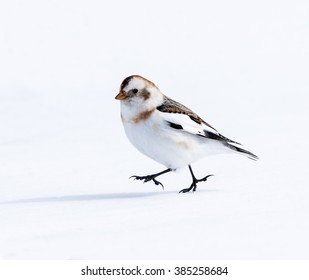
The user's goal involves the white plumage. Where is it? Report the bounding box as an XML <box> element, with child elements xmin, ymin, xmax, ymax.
<box><xmin>115</xmin><ymin>75</ymin><xmax>258</xmax><ymax>193</ymax></box>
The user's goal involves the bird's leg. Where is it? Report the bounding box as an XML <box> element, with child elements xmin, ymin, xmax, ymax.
<box><xmin>179</xmin><ymin>165</ymin><xmax>213</xmax><ymax>193</ymax></box>
<box><xmin>130</xmin><ymin>168</ymin><xmax>172</xmax><ymax>189</ymax></box>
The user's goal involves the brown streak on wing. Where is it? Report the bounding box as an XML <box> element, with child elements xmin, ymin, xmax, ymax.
<box><xmin>157</xmin><ymin>96</ymin><xmax>217</xmax><ymax>130</ymax></box>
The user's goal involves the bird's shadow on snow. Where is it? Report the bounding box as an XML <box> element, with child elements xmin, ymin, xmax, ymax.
<box><xmin>1</xmin><ymin>189</ymin><xmax>217</xmax><ymax>205</ymax></box>
<box><xmin>1</xmin><ymin>191</ymin><xmax>182</xmax><ymax>204</ymax></box>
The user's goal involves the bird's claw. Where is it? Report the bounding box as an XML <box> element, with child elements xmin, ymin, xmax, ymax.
<box><xmin>179</xmin><ymin>187</ymin><xmax>193</xmax><ymax>193</ymax></box>
<box><xmin>130</xmin><ymin>175</ymin><xmax>164</xmax><ymax>189</ymax></box>
<box><xmin>179</xmin><ymin>174</ymin><xmax>213</xmax><ymax>193</ymax></box>
<box><xmin>198</xmin><ymin>174</ymin><xmax>214</xmax><ymax>183</ymax></box>
<box><xmin>153</xmin><ymin>178</ymin><xmax>164</xmax><ymax>189</ymax></box>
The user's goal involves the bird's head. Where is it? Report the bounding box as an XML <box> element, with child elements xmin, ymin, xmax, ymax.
<box><xmin>115</xmin><ymin>75</ymin><xmax>163</xmax><ymax>110</ymax></box>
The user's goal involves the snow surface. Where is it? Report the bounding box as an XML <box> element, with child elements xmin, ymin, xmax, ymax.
<box><xmin>1</xmin><ymin>0</ymin><xmax>309</xmax><ymax>259</ymax></box>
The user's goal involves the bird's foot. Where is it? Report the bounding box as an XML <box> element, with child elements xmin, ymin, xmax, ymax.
<box><xmin>179</xmin><ymin>174</ymin><xmax>213</xmax><ymax>193</ymax></box>
<box><xmin>130</xmin><ymin>175</ymin><xmax>164</xmax><ymax>189</ymax></box>
<box><xmin>130</xmin><ymin>169</ymin><xmax>171</xmax><ymax>190</ymax></box>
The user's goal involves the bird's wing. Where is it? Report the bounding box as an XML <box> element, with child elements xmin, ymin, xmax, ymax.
<box><xmin>156</xmin><ymin>96</ymin><xmax>259</xmax><ymax>160</ymax></box>
<box><xmin>156</xmin><ymin>96</ymin><xmax>240</xmax><ymax>144</ymax></box>
<box><xmin>157</xmin><ymin>105</ymin><xmax>260</xmax><ymax>160</ymax></box>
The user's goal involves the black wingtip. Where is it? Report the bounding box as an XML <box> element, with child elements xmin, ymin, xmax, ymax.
<box><xmin>227</xmin><ymin>143</ymin><xmax>259</xmax><ymax>160</ymax></box>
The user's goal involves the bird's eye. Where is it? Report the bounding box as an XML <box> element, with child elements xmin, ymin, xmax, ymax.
<box><xmin>132</xmin><ymin>88</ymin><xmax>138</xmax><ymax>94</ymax></box>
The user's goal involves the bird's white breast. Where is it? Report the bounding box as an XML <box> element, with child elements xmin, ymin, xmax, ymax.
<box><xmin>120</xmin><ymin>104</ymin><xmax>216</xmax><ymax>169</ymax></box>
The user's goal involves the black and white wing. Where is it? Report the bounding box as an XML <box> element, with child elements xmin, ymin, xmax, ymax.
<box><xmin>156</xmin><ymin>96</ymin><xmax>258</xmax><ymax>160</ymax></box>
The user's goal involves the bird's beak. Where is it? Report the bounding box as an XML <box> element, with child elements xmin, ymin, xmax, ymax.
<box><xmin>115</xmin><ymin>91</ymin><xmax>126</xmax><ymax>100</ymax></box>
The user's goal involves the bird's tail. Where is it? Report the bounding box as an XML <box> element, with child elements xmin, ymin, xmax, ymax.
<box><xmin>225</xmin><ymin>142</ymin><xmax>259</xmax><ymax>160</ymax></box>
<box><xmin>202</xmin><ymin>129</ymin><xmax>258</xmax><ymax>160</ymax></box>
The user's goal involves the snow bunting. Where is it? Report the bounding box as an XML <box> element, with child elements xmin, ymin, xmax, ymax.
<box><xmin>115</xmin><ymin>75</ymin><xmax>258</xmax><ymax>193</ymax></box>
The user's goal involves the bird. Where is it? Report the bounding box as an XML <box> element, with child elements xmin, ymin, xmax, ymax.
<box><xmin>115</xmin><ymin>75</ymin><xmax>258</xmax><ymax>193</ymax></box>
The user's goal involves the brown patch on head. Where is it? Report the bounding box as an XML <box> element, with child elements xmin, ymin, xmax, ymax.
<box><xmin>120</xmin><ymin>76</ymin><xmax>133</xmax><ymax>91</ymax></box>
<box><xmin>120</xmin><ymin>75</ymin><xmax>157</xmax><ymax>92</ymax></box>
<box><xmin>137</xmin><ymin>75</ymin><xmax>157</xmax><ymax>88</ymax></box>
<box><xmin>140</xmin><ymin>88</ymin><xmax>151</xmax><ymax>100</ymax></box>
<box><xmin>133</xmin><ymin>108</ymin><xmax>155</xmax><ymax>123</ymax></box>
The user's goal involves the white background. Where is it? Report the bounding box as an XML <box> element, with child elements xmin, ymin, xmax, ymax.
<box><xmin>0</xmin><ymin>0</ymin><xmax>309</xmax><ymax>259</ymax></box>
